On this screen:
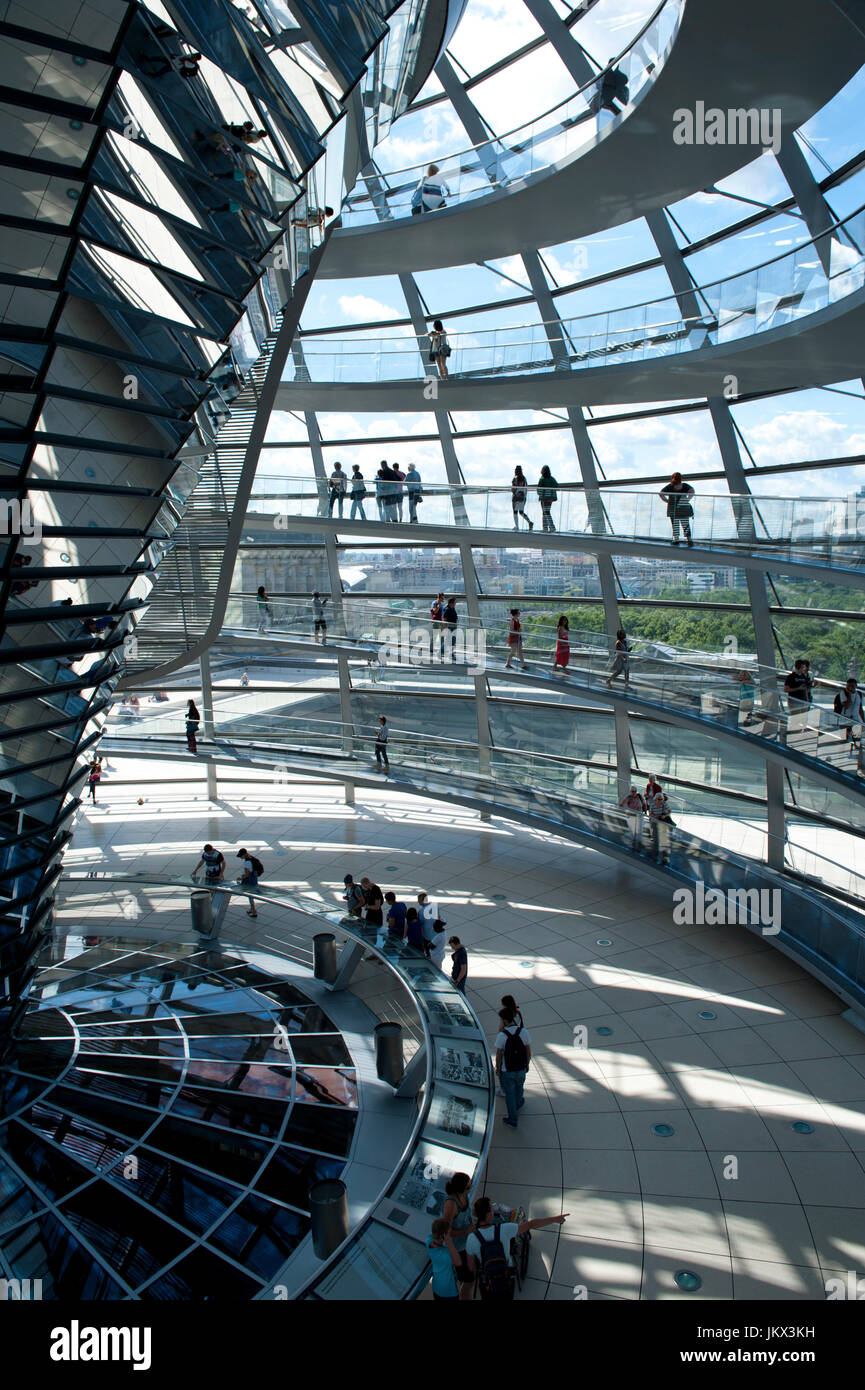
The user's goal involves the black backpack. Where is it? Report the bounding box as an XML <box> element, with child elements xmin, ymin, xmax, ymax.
<box><xmin>478</xmin><ymin>1224</ymin><xmax>513</xmax><ymax>1298</ymax></box>
<box><xmin>502</xmin><ymin>1025</ymin><xmax>528</xmax><ymax>1072</ymax></box>
<box><xmin>248</xmin><ymin>855</ymin><xmax>264</xmax><ymax>876</ymax></box>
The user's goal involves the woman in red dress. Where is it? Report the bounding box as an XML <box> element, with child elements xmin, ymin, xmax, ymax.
<box><xmin>553</xmin><ymin>614</ymin><xmax>570</xmax><ymax>673</ymax></box>
<box><xmin>505</xmin><ymin>608</ymin><xmax>526</xmax><ymax>669</ymax></box>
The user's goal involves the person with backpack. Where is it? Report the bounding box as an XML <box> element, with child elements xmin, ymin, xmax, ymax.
<box><xmin>343</xmin><ymin>873</ymin><xmax>365</xmax><ymax>917</ymax></box>
<box><xmin>466</xmin><ymin>1197</ymin><xmax>568</xmax><ymax>1300</ymax></box>
<box><xmin>659</xmin><ymin>472</ymin><xmax>695</xmax><ymax>547</ymax></box>
<box><xmin>350</xmin><ymin>464</ymin><xmax>367</xmax><ymax>520</ymax></box>
<box><xmin>496</xmin><ymin>1006</ymin><xmax>532</xmax><ymax>1127</ymax></box>
<box><xmin>405</xmin><ymin>907</ymin><xmax>426</xmax><ymax>950</ymax></box>
<box><xmin>236</xmin><ymin>847</ymin><xmax>263</xmax><ymax>917</ymax></box>
<box><xmin>360</xmin><ymin>876</ymin><xmax>384</xmax><ymax>927</ymax></box>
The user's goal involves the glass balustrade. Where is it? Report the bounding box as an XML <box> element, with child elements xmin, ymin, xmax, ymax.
<box><xmin>341</xmin><ymin>0</ymin><xmax>683</xmax><ymax>225</ymax></box>
<box><xmin>54</xmin><ymin>869</ymin><xmax>494</xmax><ymax>1301</ymax></box>
<box><xmin>103</xmin><ymin>704</ymin><xmax>865</xmax><ymax>904</ymax></box>
<box><xmin>285</xmin><ymin>204</ymin><xmax>865</xmax><ymax>380</ymax></box>
<box><xmin>210</xmin><ymin>595</ymin><xmax>865</xmax><ymax>780</ymax></box>
<box><xmin>248</xmin><ymin>479</ymin><xmax>865</xmax><ymax>572</ymax></box>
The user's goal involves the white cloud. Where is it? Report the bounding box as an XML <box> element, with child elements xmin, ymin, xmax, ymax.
<box><xmin>337</xmin><ymin>294</ymin><xmax>403</xmax><ymax>323</ymax></box>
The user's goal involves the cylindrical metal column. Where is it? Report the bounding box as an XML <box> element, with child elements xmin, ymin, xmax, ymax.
<box><xmin>309</xmin><ymin>1178</ymin><xmax>349</xmax><ymax>1259</ymax></box>
<box><xmin>190</xmin><ymin>889</ymin><xmax>213</xmax><ymax>935</ymax></box>
<box><xmin>313</xmin><ymin>933</ymin><xmax>338</xmax><ymax>983</ymax></box>
<box><xmin>375</xmin><ymin>1021</ymin><xmax>405</xmax><ymax>1087</ymax></box>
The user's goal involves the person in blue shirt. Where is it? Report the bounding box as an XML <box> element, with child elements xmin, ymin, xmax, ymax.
<box><xmin>427</xmin><ymin>1219</ymin><xmax>460</xmax><ymax>1299</ymax></box>
<box><xmin>385</xmin><ymin>891</ymin><xmax>407</xmax><ymax>937</ymax></box>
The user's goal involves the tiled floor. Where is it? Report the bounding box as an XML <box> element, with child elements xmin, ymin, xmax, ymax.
<box><xmin>67</xmin><ymin>759</ymin><xmax>865</xmax><ymax>1300</ymax></box>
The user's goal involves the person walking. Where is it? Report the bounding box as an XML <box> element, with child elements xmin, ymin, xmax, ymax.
<box><xmin>385</xmin><ymin>890</ymin><xmax>407</xmax><ymax>937</ymax></box>
<box><xmin>511</xmin><ymin>466</ymin><xmax>533</xmax><ymax>530</ymax></box>
<box><xmin>427</xmin><ymin>1219</ymin><xmax>461</xmax><ymax>1300</ymax></box>
<box><xmin>360</xmin><ymin>876</ymin><xmax>384</xmax><ymax>927</ymax></box>
<box><xmin>429</xmin><ymin>319</ymin><xmax>450</xmax><ymax>381</ymax></box>
<box><xmin>256</xmin><ymin>585</ymin><xmax>272</xmax><ymax>631</ymax></box>
<box><xmin>349</xmin><ymin>464</ymin><xmax>367</xmax><ymax>520</ymax></box>
<box><xmin>374</xmin><ymin>715</ymin><xmax>389</xmax><ymax>771</ymax></box>
<box><xmin>537</xmin><ymin>465</ymin><xmax>558</xmax><ymax>532</ymax></box>
<box><xmin>505</xmin><ymin>608</ymin><xmax>526</xmax><ymax>670</ymax></box>
<box><xmin>659</xmin><ymin>472</ymin><xmax>695</xmax><ymax>547</ymax></box>
<box><xmin>647</xmin><ymin>787</ymin><xmax>675</xmax><ymax>866</ymax></box>
<box><xmin>619</xmin><ymin>786</ymin><xmax>646</xmax><ymax>851</ymax></box>
<box><xmin>185</xmin><ymin>699</ymin><xmax>201</xmax><ymax>752</ymax></box>
<box><xmin>448</xmin><ymin>936</ymin><xmax>468</xmax><ymax>993</ymax></box>
<box><xmin>442</xmin><ymin>597</ymin><xmax>459</xmax><ymax>663</ymax></box>
<box><xmin>342</xmin><ymin>873</ymin><xmax>365</xmax><ymax>918</ymax></box>
<box><xmin>605</xmin><ymin>628</ymin><xmax>631</xmax><ymax>688</ymax></box>
<box><xmin>87</xmin><ymin>757</ymin><xmax>102</xmax><ymax>803</ymax></box>
<box><xmin>406</xmin><ymin>463</ymin><xmax>422</xmax><ymax>523</ymax></box>
<box><xmin>327</xmin><ymin>461</ymin><xmax>347</xmax><ymax>518</ymax></box>
<box><xmin>236</xmin><ymin>847</ymin><xmax>263</xmax><ymax>917</ymax></box>
<box><xmin>495</xmin><ymin>1006</ymin><xmax>532</xmax><ymax>1128</ymax></box>
<box><xmin>312</xmin><ymin>592</ymin><xmax>328</xmax><ymax>644</ymax></box>
<box><xmin>834</xmin><ymin>676</ymin><xmax>864</xmax><ymax>744</ymax></box>
<box><xmin>193</xmin><ymin>843</ymin><xmax>225</xmax><ymax>883</ymax></box>
<box><xmin>553</xmin><ymin>614</ymin><xmax>570</xmax><ymax>673</ymax></box>
<box><xmin>466</xmin><ymin>1197</ymin><xmax>568</xmax><ymax>1300</ymax></box>
<box><xmin>411</xmin><ymin>163</ymin><xmax>449</xmax><ymax>214</ymax></box>
<box><xmin>645</xmin><ymin>773</ymin><xmax>663</xmax><ymax>802</ymax></box>
<box><xmin>430</xmin><ymin>593</ymin><xmax>445</xmax><ymax>660</ymax></box>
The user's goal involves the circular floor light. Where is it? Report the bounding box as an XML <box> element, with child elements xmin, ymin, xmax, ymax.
<box><xmin>652</xmin><ymin>1123</ymin><xmax>675</xmax><ymax>1137</ymax></box>
<box><xmin>791</xmin><ymin>1121</ymin><xmax>814</xmax><ymax>1134</ymax></box>
<box><xmin>492</xmin><ymin>893</ymin><xmax>506</xmax><ymax>900</ymax></box>
<box><xmin>596</xmin><ymin>1026</ymin><xmax>613</xmax><ymax>1036</ymax></box>
<box><xmin>674</xmin><ymin>1270</ymin><xmax>702</xmax><ymax>1292</ymax></box>
<box><xmin>698</xmin><ymin>1010</ymin><xmax>717</xmax><ymax>1020</ymax></box>
<box><xmin>596</xmin><ymin>938</ymin><xmax>613</xmax><ymax>946</ymax></box>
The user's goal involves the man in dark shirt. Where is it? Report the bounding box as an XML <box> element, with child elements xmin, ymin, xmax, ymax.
<box><xmin>783</xmin><ymin>659</ymin><xmax>812</xmax><ymax>714</ymax></box>
<box><xmin>449</xmin><ymin>936</ymin><xmax>468</xmax><ymax>993</ymax></box>
<box><xmin>360</xmin><ymin>877</ymin><xmax>384</xmax><ymax>926</ymax></box>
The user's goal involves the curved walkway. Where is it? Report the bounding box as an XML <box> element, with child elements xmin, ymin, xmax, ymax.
<box><xmin>100</xmin><ymin>734</ymin><xmax>865</xmax><ymax>1019</ymax></box>
<box><xmin>207</xmin><ymin>621</ymin><xmax>865</xmax><ymax>809</ymax></box>
<box><xmin>276</xmin><ymin>274</ymin><xmax>865</xmax><ymax>411</ymax></box>
<box><xmin>321</xmin><ymin>0</ymin><xmax>862</xmax><ymax>277</ymax></box>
